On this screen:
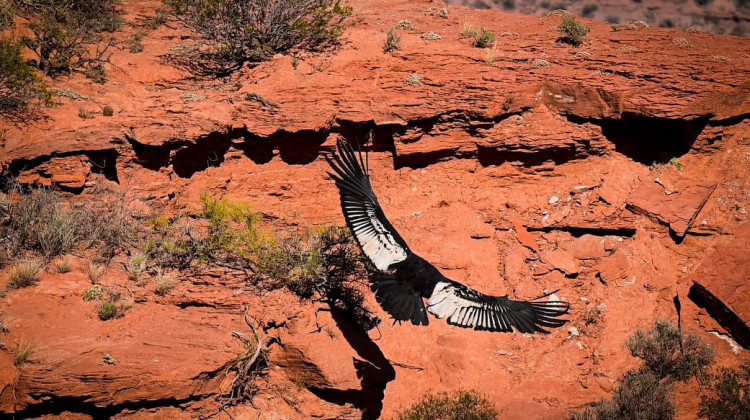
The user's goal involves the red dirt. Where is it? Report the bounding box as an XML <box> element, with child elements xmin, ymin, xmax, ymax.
<box><xmin>1</xmin><ymin>0</ymin><xmax>749</xmax><ymax>419</ymax></box>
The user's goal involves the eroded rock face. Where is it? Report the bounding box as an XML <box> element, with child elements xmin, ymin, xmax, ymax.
<box><xmin>689</xmin><ymin>223</ymin><xmax>750</xmax><ymax>349</ymax></box>
<box><xmin>1</xmin><ymin>0</ymin><xmax>749</xmax><ymax>419</ymax></box>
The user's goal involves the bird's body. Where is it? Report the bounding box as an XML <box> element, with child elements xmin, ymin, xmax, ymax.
<box><xmin>326</xmin><ymin>140</ymin><xmax>569</xmax><ymax>334</ymax></box>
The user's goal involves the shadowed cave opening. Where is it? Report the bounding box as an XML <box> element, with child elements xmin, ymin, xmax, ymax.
<box><xmin>594</xmin><ymin>114</ymin><xmax>709</xmax><ymax>165</ymax></box>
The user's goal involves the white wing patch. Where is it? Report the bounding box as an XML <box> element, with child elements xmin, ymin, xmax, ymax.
<box><xmin>426</xmin><ymin>281</ymin><xmax>513</xmax><ymax>332</ymax></box>
<box><xmin>347</xmin><ymin>202</ymin><xmax>408</xmax><ymax>271</ymax></box>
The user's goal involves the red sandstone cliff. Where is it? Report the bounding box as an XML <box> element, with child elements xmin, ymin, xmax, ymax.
<box><xmin>1</xmin><ymin>0</ymin><xmax>749</xmax><ymax>418</ymax></box>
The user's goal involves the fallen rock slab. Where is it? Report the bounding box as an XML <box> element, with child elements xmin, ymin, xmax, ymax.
<box><xmin>627</xmin><ymin>173</ymin><xmax>717</xmax><ymax>238</ymax></box>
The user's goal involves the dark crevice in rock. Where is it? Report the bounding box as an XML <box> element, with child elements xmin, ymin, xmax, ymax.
<box><xmin>11</xmin><ymin>393</ymin><xmax>207</xmax><ymax>420</ymax></box>
<box><xmin>86</xmin><ymin>149</ymin><xmax>120</xmax><ymax>183</ymax></box>
<box><xmin>568</xmin><ymin>114</ymin><xmax>710</xmax><ymax>165</ymax></box>
<box><xmin>476</xmin><ymin>145</ymin><xmax>584</xmax><ymax>167</ymax></box>
<box><xmin>4</xmin><ymin>148</ymin><xmax>119</xmax><ymax>182</ymax></box>
<box><xmin>526</xmin><ymin>226</ymin><xmax>636</xmax><ymax>238</ymax></box>
<box><xmin>393</xmin><ymin>148</ymin><xmax>461</xmax><ymax>169</ymax></box>
<box><xmin>688</xmin><ymin>282</ymin><xmax>750</xmax><ymax>349</ymax></box>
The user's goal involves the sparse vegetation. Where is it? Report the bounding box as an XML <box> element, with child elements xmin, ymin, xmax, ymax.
<box><xmin>699</xmin><ymin>363</ymin><xmax>750</xmax><ymax>420</ymax></box>
<box><xmin>97</xmin><ymin>298</ymin><xmax>129</xmax><ymax>321</ymax></box>
<box><xmin>102</xmin><ymin>105</ymin><xmax>114</xmax><ymax>116</ymax></box>
<box><xmin>0</xmin><ymin>38</ymin><xmax>52</xmax><ymax>119</ymax></box>
<box><xmin>384</xmin><ymin>28</ymin><xmax>401</xmax><ymax>53</ymax></box>
<box><xmin>557</xmin><ymin>15</ymin><xmax>591</xmax><ymax>46</ymax></box>
<box><xmin>484</xmin><ymin>44</ymin><xmax>498</xmax><ymax>66</ymax></box>
<box><xmin>55</xmin><ymin>255</ymin><xmax>72</xmax><ymax>273</ymax></box>
<box><xmin>673</xmin><ymin>37</ymin><xmax>693</xmax><ymax>47</ymax></box>
<box><xmin>86</xmin><ymin>262</ymin><xmax>106</xmax><ymax>284</ymax></box>
<box><xmin>165</xmin><ymin>0</ymin><xmax>352</xmax><ymax>75</ymax></box>
<box><xmin>84</xmin><ymin>63</ymin><xmax>107</xmax><ymax>84</ymax></box>
<box><xmin>126</xmin><ymin>254</ymin><xmax>147</xmax><ymax>283</ymax></box>
<box><xmin>6</xmin><ymin>259</ymin><xmax>44</xmax><ymax>289</ymax></box>
<box><xmin>153</xmin><ymin>270</ymin><xmax>176</xmax><ymax>296</ymax></box>
<box><xmin>570</xmin><ymin>370</ymin><xmax>675</xmax><ymax>420</ymax></box>
<box><xmin>1</xmin><ymin>186</ymin><xmax>135</xmax><ymax>261</ymax></box>
<box><xmin>15</xmin><ymin>0</ymin><xmax>122</xmax><ymax>75</ymax></box>
<box><xmin>461</xmin><ymin>21</ymin><xmax>478</xmax><ymax>39</ymax></box>
<box><xmin>395</xmin><ymin>19</ymin><xmax>416</xmax><ymax>30</ymax></box>
<box><xmin>82</xmin><ymin>284</ymin><xmax>105</xmax><ymax>301</ymax></box>
<box><xmin>398</xmin><ymin>389</ymin><xmax>499</xmax><ymax>420</ymax></box>
<box><xmin>421</xmin><ymin>31</ymin><xmax>441</xmax><ymax>40</ymax></box>
<box><xmin>0</xmin><ymin>1</ymin><xmax>13</xmax><ymax>31</ymax></box>
<box><xmin>14</xmin><ymin>339</ymin><xmax>35</xmax><ymax>366</ymax></box>
<box><xmin>472</xmin><ymin>28</ymin><xmax>495</xmax><ymax>48</ymax></box>
<box><xmin>627</xmin><ymin>320</ymin><xmax>714</xmax><ymax>382</ymax></box>
<box><xmin>570</xmin><ymin>320</ymin><xmax>715</xmax><ymax>420</ymax></box>
<box><xmin>403</xmin><ymin>73</ymin><xmax>422</xmax><ymax>86</ymax></box>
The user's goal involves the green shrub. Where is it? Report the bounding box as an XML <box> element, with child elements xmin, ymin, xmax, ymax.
<box><xmin>627</xmin><ymin>319</ymin><xmax>714</xmax><ymax>382</ymax></box>
<box><xmin>699</xmin><ymin>363</ymin><xmax>750</xmax><ymax>420</ymax></box>
<box><xmin>398</xmin><ymin>389</ymin><xmax>499</xmax><ymax>420</ymax></box>
<box><xmin>6</xmin><ymin>259</ymin><xmax>44</xmax><ymax>289</ymax></box>
<box><xmin>472</xmin><ymin>28</ymin><xmax>495</xmax><ymax>48</ymax></box>
<box><xmin>0</xmin><ymin>38</ymin><xmax>51</xmax><ymax>119</ymax></box>
<box><xmin>557</xmin><ymin>15</ymin><xmax>590</xmax><ymax>46</ymax></box>
<box><xmin>97</xmin><ymin>299</ymin><xmax>129</xmax><ymax>320</ymax></box>
<box><xmin>82</xmin><ymin>284</ymin><xmax>104</xmax><ymax>301</ymax></box>
<box><xmin>165</xmin><ymin>0</ymin><xmax>352</xmax><ymax>75</ymax></box>
<box><xmin>570</xmin><ymin>370</ymin><xmax>674</xmax><ymax>420</ymax></box>
<box><xmin>17</xmin><ymin>0</ymin><xmax>122</xmax><ymax>74</ymax></box>
<box><xmin>0</xmin><ymin>0</ymin><xmax>13</xmax><ymax>31</ymax></box>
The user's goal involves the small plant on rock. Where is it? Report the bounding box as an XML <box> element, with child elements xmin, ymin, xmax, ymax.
<box><xmin>557</xmin><ymin>15</ymin><xmax>590</xmax><ymax>46</ymax></box>
<box><xmin>472</xmin><ymin>28</ymin><xmax>495</xmax><ymax>48</ymax></box>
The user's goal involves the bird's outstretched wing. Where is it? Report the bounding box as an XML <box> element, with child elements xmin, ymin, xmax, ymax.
<box><xmin>325</xmin><ymin>140</ymin><xmax>410</xmax><ymax>271</ymax></box>
<box><xmin>427</xmin><ymin>281</ymin><xmax>569</xmax><ymax>333</ymax></box>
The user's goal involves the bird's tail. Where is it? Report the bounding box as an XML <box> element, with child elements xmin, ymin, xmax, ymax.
<box><xmin>370</xmin><ymin>274</ymin><xmax>429</xmax><ymax>326</ymax></box>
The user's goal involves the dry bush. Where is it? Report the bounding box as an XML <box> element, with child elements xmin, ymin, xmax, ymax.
<box><xmin>153</xmin><ymin>270</ymin><xmax>176</xmax><ymax>296</ymax></box>
<box><xmin>398</xmin><ymin>389</ymin><xmax>499</xmax><ymax>420</ymax></box>
<box><xmin>86</xmin><ymin>262</ymin><xmax>106</xmax><ymax>284</ymax></box>
<box><xmin>383</xmin><ymin>27</ymin><xmax>401</xmax><ymax>53</ymax></box>
<box><xmin>54</xmin><ymin>255</ymin><xmax>72</xmax><ymax>273</ymax></box>
<box><xmin>699</xmin><ymin>363</ymin><xmax>750</xmax><ymax>420</ymax></box>
<box><xmin>6</xmin><ymin>259</ymin><xmax>44</xmax><ymax>289</ymax></box>
<box><xmin>15</xmin><ymin>0</ymin><xmax>122</xmax><ymax>75</ymax></box>
<box><xmin>165</xmin><ymin>0</ymin><xmax>352</xmax><ymax>76</ymax></box>
<box><xmin>570</xmin><ymin>370</ymin><xmax>674</xmax><ymax>420</ymax></box>
<box><xmin>14</xmin><ymin>338</ymin><xmax>34</xmax><ymax>366</ymax></box>
<box><xmin>627</xmin><ymin>319</ymin><xmax>714</xmax><ymax>382</ymax></box>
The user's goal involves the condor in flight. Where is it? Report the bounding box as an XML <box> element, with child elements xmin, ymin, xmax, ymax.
<box><xmin>326</xmin><ymin>140</ymin><xmax>569</xmax><ymax>334</ymax></box>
